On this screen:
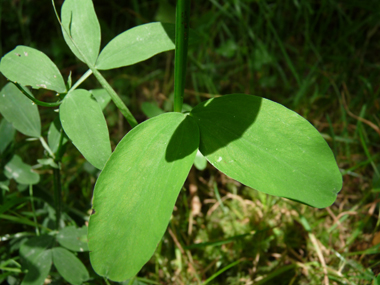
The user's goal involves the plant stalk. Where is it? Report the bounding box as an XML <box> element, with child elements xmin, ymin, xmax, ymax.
<box><xmin>53</xmin><ymin>168</ymin><xmax>62</xmax><ymax>230</ymax></box>
<box><xmin>90</xmin><ymin>66</ymin><xmax>138</xmax><ymax>128</ymax></box>
<box><xmin>68</xmin><ymin>69</ymin><xmax>93</xmax><ymax>93</ymax></box>
<box><xmin>12</xmin><ymin>82</ymin><xmax>62</xmax><ymax>107</ymax></box>
<box><xmin>173</xmin><ymin>0</ymin><xmax>190</xmax><ymax>112</ymax></box>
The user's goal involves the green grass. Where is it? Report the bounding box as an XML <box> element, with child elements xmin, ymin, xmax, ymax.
<box><xmin>1</xmin><ymin>0</ymin><xmax>380</xmax><ymax>284</ymax></box>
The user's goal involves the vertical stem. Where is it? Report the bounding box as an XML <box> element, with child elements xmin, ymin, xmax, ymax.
<box><xmin>29</xmin><ymin>185</ymin><xmax>40</xmax><ymax>236</ymax></box>
<box><xmin>53</xmin><ymin>168</ymin><xmax>62</xmax><ymax>230</ymax></box>
<box><xmin>173</xmin><ymin>0</ymin><xmax>190</xmax><ymax>112</ymax></box>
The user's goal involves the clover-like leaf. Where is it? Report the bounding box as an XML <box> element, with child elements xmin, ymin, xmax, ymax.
<box><xmin>191</xmin><ymin>94</ymin><xmax>342</xmax><ymax>208</ymax></box>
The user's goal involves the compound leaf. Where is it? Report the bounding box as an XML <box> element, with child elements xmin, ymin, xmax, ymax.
<box><xmin>5</xmin><ymin>155</ymin><xmax>40</xmax><ymax>185</ymax></box>
<box><xmin>61</xmin><ymin>0</ymin><xmax>101</xmax><ymax>65</ymax></box>
<box><xmin>59</xmin><ymin>89</ymin><xmax>111</xmax><ymax>170</ymax></box>
<box><xmin>52</xmin><ymin>247</ymin><xmax>89</xmax><ymax>285</ymax></box>
<box><xmin>20</xmin><ymin>235</ymin><xmax>54</xmax><ymax>285</ymax></box>
<box><xmin>0</xmin><ymin>46</ymin><xmax>66</xmax><ymax>93</ymax></box>
<box><xmin>190</xmin><ymin>94</ymin><xmax>342</xmax><ymax>208</ymax></box>
<box><xmin>88</xmin><ymin>112</ymin><xmax>199</xmax><ymax>281</ymax></box>
<box><xmin>96</xmin><ymin>22</ymin><xmax>197</xmax><ymax>70</ymax></box>
<box><xmin>0</xmin><ymin>83</ymin><xmax>41</xmax><ymax>138</ymax></box>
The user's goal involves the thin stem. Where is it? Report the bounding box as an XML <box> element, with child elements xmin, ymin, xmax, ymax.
<box><xmin>12</xmin><ymin>82</ymin><xmax>62</xmax><ymax>107</ymax></box>
<box><xmin>90</xmin><ymin>66</ymin><xmax>138</xmax><ymax>128</ymax></box>
<box><xmin>173</xmin><ymin>0</ymin><xmax>190</xmax><ymax>112</ymax></box>
<box><xmin>53</xmin><ymin>168</ymin><xmax>62</xmax><ymax>230</ymax></box>
<box><xmin>29</xmin><ymin>185</ymin><xmax>40</xmax><ymax>236</ymax></box>
<box><xmin>68</xmin><ymin>69</ymin><xmax>93</xmax><ymax>93</ymax></box>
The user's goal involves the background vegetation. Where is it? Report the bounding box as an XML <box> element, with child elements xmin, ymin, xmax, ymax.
<box><xmin>1</xmin><ymin>0</ymin><xmax>380</xmax><ymax>284</ymax></box>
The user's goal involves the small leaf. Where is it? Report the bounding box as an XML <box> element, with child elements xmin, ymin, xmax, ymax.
<box><xmin>20</xmin><ymin>235</ymin><xmax>54</xmax><ymax>285</ymax></box>
<box><xmin>47</xmin><ymin>117</ymin><xmax>68</xmax><ymax>154</ymax></box>
<box><xmin>37</xmin><ymin>158</ymin><xmax>59</xmax><ymax>169</ymax></box>
<box><xmin>0</xmin><ymin>180</ymin><xmax>10</xmax><ymax>192</ymax></box>
<box><xmin>194</xmin><ymin>150</ymin><xmax>207</xmax><ymax>171</ymax></box>
<box><xmin>0</xmin><ymin>119</ymin><xmax>15</xmax><ymax>154</ymax></box>
<box><xmin>141</xmin><ymin>102</ymin><xmax>164</xmax><ymax>118</ymax></box>
<box><xmin>96</xmin><ymin>22</ymin><xmax>198</xmax><ymax>70</ymax></box>
<box><xmin>190</xmin><ymin>94</ymin><xmax>342</xmax><ymax>208</ymax></box>
<box><xmin>0</xmin><ymin>46</ymin><xmax>66</xmax><ymax>93</ymax></box>
<box><xmin>52</xmin><ymin>247</ymin><xmax>89</xmax><ymax>285</ymax></box>
<box><xmin>57</xmin><ymin>226</ymin><xmax>89</xmax><ymax>252</ymax></box>
<box><xmin>61</xmin><ymin>0</ymin><xmax>101</xmax><ymax>65</ymax></box>
<box><xmin>5</xmin><ymin>155</ymin><xmax>40</xmax><ymax>185</ymax></box>
<box><xmin>90</xmin><ymin>89</ymin><xmax>111</xmax><ymax>110</ymax></box>
<box><xmin>60</xmin><ymin>89</ymin><xmax>111</xmax><ymax>170</ymax></box>
<box><xmin>0</xmin><ymin>83</ymin><xmax>41</xmax><ymax>138</ymax></box>
<box><xmin>88</xmin><ymin>112</ymin><xmax>199</xmax><ymax>281</ymax></box>
<box><xmin>21</xmin><ymin>249</ymin><xmax>52</xmax><ymax>285</ymax></box>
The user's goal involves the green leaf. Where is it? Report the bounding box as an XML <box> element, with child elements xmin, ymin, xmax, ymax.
<box><xmin>141</xmin><ymin>102</ymin><xmax>164</xmax><ymax>118</ymax></box>
<box><xmin>5</xmin><ymin>155</ymin><xmax>40</xmax><ymax>185</ymax></box>
<box><xmin>90</xmin><ymin>89</ymin><xmax>111</xmax><ymax>110</ymax></box>
<box><xmin>47</xmin><ymin>117</ymin><xmax>68</xmax><ymax>154</ymax></box>
<box><xmin>0</xmin><ymin>180</ymin><xmax>10</xmax><ymax>192</ymax></box>
<box><xmin>96</xmin><ymin>22</ymin><xmax>198</xmax><ymax>70</ymax></box>
<box><xmin>21</xmin><ymin>250</ymin><xmax>52</xmax><ymax>285</ymax></box>
<box><xmin>52</xmin><ymin>247</ymin><xmax>89</xmax><ymax>285</ymax></box>
<box><xmin>0</xmin><ymin>119</ymin><xmax>15</xmax><ymax>154</ymax></box>
<box><xmin>0</xmin><ymin>46</ymin><xmax>66</xmax><ymax>93</ymax></box>
<box><xmin>61</xmin><ymin>0</ymin><xmax>101</xmax><ymax>65</ymax></box>
<box><xmin>20</xmin><ymin>235</ymin><xmax>54</xmax><ymax>285</ymax></box>
<box><xmin>194</xmin><ymin>149</ymin><xmax>207</xmax><ymax>171</ymax></box>
<box><xmin>60</xmin><ymin>89</ymin><xmax>111</xmax><ymax>170</ymax></box>
<box><xmin>0</xmin><ymin>83</ymin><xmax>41</xmax><ymax>138</ymax></box>
<box><xmin>190</xmin><ymin>94</ymin><xmax>342</xmax><ymax>208</ymax></box>
<box><xmin>88</xmin><ymin>112</ymin><xmax>199</xmax><ymax>281</ymax></box>
<box><xmin>56</xmin><ymin>226</ymin><xmax>89</xmax><ymax>252</ymax></box>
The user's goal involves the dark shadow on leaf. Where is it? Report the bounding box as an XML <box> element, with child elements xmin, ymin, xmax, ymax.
<box><xmin>189</xmin><ymin>94</ymin><xmax>262</xmax><ymax>156</ymax></box>
<box><xmin>165</xmin><ymin>115</ymin><xmax>199</xmax><ymax>162</ymax></box>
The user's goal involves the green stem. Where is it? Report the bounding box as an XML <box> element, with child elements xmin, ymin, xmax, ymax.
<box><xmin>173</xmin><ymin>0</ymin><xmax>190</xmax><ymax>112</ymax></box>
<box><xmin>90</xmin><ymin>66</ymin><xmax>138</xmax><ymax>128</ymax></box>
<box><xmin>29</xmin><ymin>185</ymin><xmax>40</xmax><ymax>236</ymax></box>
<box><xmin>12</xmin><ymin>82</ymin><xmax>62</xmax><ymax>107</ymax></box>
<box><xmin>53</xmin><ymin>168</ymin><xmax>62</xmax><ymax>230</ymax></box>
<box><xmin>68</xmin><ymin>69</ymin><xmax>93</xmax><ymax>93</ymax></box>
